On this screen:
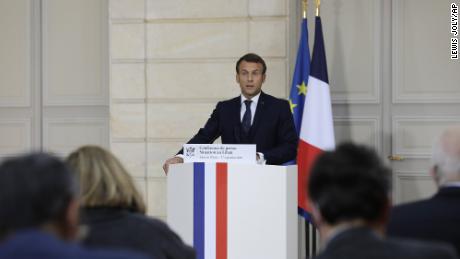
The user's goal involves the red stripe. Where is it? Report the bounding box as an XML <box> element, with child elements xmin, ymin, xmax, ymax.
<box><xmin>216</xmin><ymin>163</ymin><xmax>227</xmax><ymax>259</ymax></box>
<box><xmin>297</xmin><ymin>140</ymin><xmax>323</xmax><ymax>213</ymax></box>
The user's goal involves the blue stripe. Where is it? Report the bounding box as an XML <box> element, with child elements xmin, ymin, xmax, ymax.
<box><xmin>298</xmin><ymin>207</ymin><xmax>313</xmax><ymax>223</ymax></box>
<box><xmin>193</xmin><ymin>163</ymin><xmax>205</xmax><ymax>259</ymax></box>
<box><xmin>310</xmin><ymin>16</ymin><xmax>329</xmax><ymax>84</ymax></box>
<box><xmin>284</xmin><ymin>18</ymin><xmax>311</xmax><ymax>166</ymax></box>
<box><xmin>289</xmin><ymin>18</ymin><xmax>311</xmax><ymax>135</ymax></box>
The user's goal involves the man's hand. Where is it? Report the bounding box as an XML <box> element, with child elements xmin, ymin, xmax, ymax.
<box><xmin>163</xmin><ymin>156</ymin><xmax>184</xmax><ymax>174</ymax></box>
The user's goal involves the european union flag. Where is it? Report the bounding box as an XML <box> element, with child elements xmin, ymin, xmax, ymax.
<box><xmin>289</xmin><ymin>18</ymin><xmax>311</xmax><ymax>135</ymax></box>
<box><xmin>283</xmin><ymin>18</ymin><xmax>310</xmax><ymax>168</ymax></box>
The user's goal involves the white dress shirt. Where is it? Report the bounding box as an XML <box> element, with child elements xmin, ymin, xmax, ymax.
<box><xmin>177</xmin><ymin>92</ymin><xmax>266</xmax><ymax>164</ymax></box>
<box><xmin>240</xmin><ymin>92</ymin><xmax>261</xmax><ymax>125</ymax></box>
<box><xmin>240</xmin><ymin>92</ymin><xmax>265</xmax><ymax>164</ymax></box>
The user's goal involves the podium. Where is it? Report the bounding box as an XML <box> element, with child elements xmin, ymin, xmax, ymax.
<box><xmin>167</xmin><ymin>163</ymin><xmax>297</xmax><ymax>259</ymax></box>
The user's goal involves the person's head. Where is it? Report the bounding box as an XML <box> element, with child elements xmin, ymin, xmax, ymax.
<box><xmin>66</xmin><ymin>145</ymin><xmax>146</xmax><ymax>214</ymax></box>
<box><xmin>0</xmin><ymin>153</ymin><xmax>79</xmax><ymax>241</ymax></box>
<box><xmin>235</xmin><ymin>53</ymin><xmax>267</xmax><ymax>99</ymax></box>
<box><xmin>308</xmin><ymin>143</ymin><xmax>391</xmax><ymax>231</ymax></box>
<box><xmin>431</xmin><ymin>126</ymin><xmax>460</xmax><ymax>186</ymax></box>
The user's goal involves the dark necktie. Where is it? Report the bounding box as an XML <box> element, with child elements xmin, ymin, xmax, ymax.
<box><xmin>242</xmin><ymin>100</ymin><xmax>252</xmax><ymax>135</ymax></box>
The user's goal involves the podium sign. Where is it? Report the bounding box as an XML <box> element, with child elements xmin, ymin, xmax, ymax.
<box><xmin>167</xmin><ymin>163</ymin><xmax>297</xmax><ymax>259</ymax></box>
<box><xmin>183</xmin><ymin>144</ymin><xmax>256</xmax><ymax>164</ymax></box>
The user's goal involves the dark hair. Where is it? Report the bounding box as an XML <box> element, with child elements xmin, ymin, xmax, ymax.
<box><xmin>235</xmin><ymin>53</ymin><xmax>267</xmax><ymax>74</ymax></box>
<box><xmin>0</xmin><ymin>153</ymin><xmax>77</xmax><ymax>238</ymax></box>
<box><xmin>308</xmin><ymin>143</ymin><xmax>390</xmax><ymax>225</ymax></box>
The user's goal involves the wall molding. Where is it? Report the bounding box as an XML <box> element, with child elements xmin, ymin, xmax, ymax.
<box><xmin>392</xmin><ymin>0</ymin><xmax>460</xmax><ymax>103</ymax></box>
<box><xmin>393</xmin><ymin>171</ymin><xmax>435</xmax><ymax>204</ymax></box>
<box><xmin>333</xmin><ymin>116</ymin><xmax>381</xmax><ymax>152</ymax></box>
<box><xmin>0</xmin><ymin>118</ymin><xmax>32</xmax><ymax>156</ymax></box>
<box><xmin>43</xmin><ymin>117</ymin><xmax>109</xmax><ymax>155</ymax></box>
<box><xmin>0</xmin><ymin>0</ymin><xmax>32</xmax><ymax>107</ymax></box>
<box><xmin>392</xmin><ymin>116</ymin><xmax>460</xmax><ymax>158</ymax></box>
<box><xmin>331</xmin><ymin>0</ymin><xmax>381</xmax><ymax>104</ymax></box>
<box><xmin>41</xmin><ymin>0</ymin><xmax>108</xmax><ymax>106</ymax></box>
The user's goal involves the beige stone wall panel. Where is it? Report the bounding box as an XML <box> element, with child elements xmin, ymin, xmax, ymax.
<box><xmin>147</xmin><ymin>22</ymin><xmax>248</xmax><ymax>59</ymax></box>
<box><xmin>147</xmin><ymin>142</ymin><xmax>184</xmax><ymax>178</ymax></box>
<box><xmin>147</xmin><ymin>0</ymin><xmax>248</xmax><ymax>19</ymax></box>
<box><xmin>110</xmin><ymin>0</ymin><xmax>145</xmax><ymax>19</ymax></box>
<box><xmin>111</xmin><ymin>103</ymin><xmax>146</xmax><ymax>139</ymax></box>
<box><xmin>249</xmin><ymin>0</ymin><xmax>286</xmax><ymax>16</ymax></box>
<box><xmin>111</xmin><ymin>23</ymin><xmax>145</xmax><ymax>59</ymax></box>
<box><xmin>147</xmin><ymin>61</ymin><xmax>239</xmax><ymax>99</ymax></box>
<box><xmin>249</xmin><ymin>19</ymin><xmax>286</xmax><ymax>57</ymax></box>
<box><xmin>111</xmin><ymin>142</ymin><xmax>146</xmax><ymax>178</ymax></box>
<box><xmin>262</xmin><ymin>59</ymin><xmax>288</xmax><ymax>98</ymax></box>
<box><xmin>147</xmin><ymin>103</ymin><xmax>216</xmax><ymax>139</ymax></box>
<box><xmin>111</xmin><ymin>63</ymin><xmax>146</xmax><ymax>99</ymax></box>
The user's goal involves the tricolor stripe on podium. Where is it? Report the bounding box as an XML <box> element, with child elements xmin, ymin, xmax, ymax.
<box><xmin>193</xmin><ymin>162</ymin><xmax>228</xmax><ymax>259</ymax></box>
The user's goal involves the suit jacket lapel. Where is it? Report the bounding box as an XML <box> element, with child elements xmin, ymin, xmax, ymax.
<box><xmin>249</xmin><ymin>92</ymin><xmax>266</xmax><ymax>140</ymax></box>
<box><xmin>231</xmin><ymin>96</ymin><xmax>242</xmax><ymax>143</ymax></box>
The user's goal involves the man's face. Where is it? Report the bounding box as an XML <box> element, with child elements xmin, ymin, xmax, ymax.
<box><xmin>236</xmin><ymin>61</ymin><xmax>266</xmax><ymax>99</ymax></box>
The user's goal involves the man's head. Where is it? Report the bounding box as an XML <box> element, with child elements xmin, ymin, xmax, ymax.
<box><xmin>0</xmin><ymin>153</ymin><xmax>79</xmax><ymax>241</ymax></box>
<box><xmin>431</xmin><ymin>126</ymin><xmax>460</xmax><ymax>186</ymax></box>
<box><xmin>235</xmin><ymin>53</ymin><xmax>266</xmax><ymax>99</ymax></box>
<box><xmin>308</xmin><ymin>143</ymin><xmax>391</xmax><ymax>230</ymax></box>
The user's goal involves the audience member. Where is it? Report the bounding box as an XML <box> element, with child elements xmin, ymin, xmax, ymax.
<box><xmin>308</xmin><ymin>143</ymin><xmax>458</xmax><ymax>259</ymax></box>
<box><xmin>67</xmin><ymin>145</ymin><xmax>195</xmax><ymax>259</ymax></box>
<box><xmin>387</xmin><ymin>126</ymin><xmax>460</xmax><ymax>254</ymax></box>
<box><xmin>0</xmin><ymin>153</ymin><xmax>148</xmax><ymax>259</ymax></box>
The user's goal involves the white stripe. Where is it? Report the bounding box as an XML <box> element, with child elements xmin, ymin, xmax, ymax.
<box><xmin>204</xmin><ymin>163</ymin><xmax>216</xmax><ymax>259</ymax></box>
<box><xmin>299</xmin><ymin>76</ymin><xmax>335</xmax><ymax>150</ymax></box>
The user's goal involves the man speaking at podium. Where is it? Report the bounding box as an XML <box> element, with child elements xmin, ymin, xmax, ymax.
<box><xmin>163</xmin><ymin>53</ymin><xmax>298</xmax><ymax>173</ymax></box>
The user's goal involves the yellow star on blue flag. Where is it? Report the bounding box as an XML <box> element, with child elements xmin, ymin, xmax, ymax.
<box><xmin>297</xmin><ymin>81</ymin><xmax>307</xmax><ymax>96</ymax></box>
<box><xmin>288</xmin><ymin>18</ymin><xmax>310</xmax><ymax>136</ymax></box>
<box><xmin>288</xmin><ymin>99</ymin><xmax>297</xmax><ymax>114</ymax></box>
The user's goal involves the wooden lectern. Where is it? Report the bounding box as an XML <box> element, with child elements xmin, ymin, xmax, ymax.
<box><xmin>167</xmin><ymin>163</ymin><xmax>297</xmax><ymax>259</ymax></box>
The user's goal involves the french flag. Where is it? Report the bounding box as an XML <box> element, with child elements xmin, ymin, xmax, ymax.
<box><xmin>193</xmin><ymin>162</ymin><xmax>228</xmax><ymax>259</ymax></box>
<box><xmin>297</xmin><ymin>16</ymin><xmax>335</xmax><ymax>218</ymax></box>
<box><xmin>168</xmin><ymin>162</ymin><xmax>297</xmax><ymax>259</ymax></box>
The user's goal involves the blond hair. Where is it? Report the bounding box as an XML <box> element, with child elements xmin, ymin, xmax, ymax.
<box><xmin>66</xmin><ymin>145</ymin><xmax>146</xmax><ymax>213</ymax></box>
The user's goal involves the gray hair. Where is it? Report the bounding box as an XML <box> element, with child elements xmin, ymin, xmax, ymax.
<box><xmin>431</xmin><ymin>126</ymin><xmax>460</xmax><ymax>184</ymax></box>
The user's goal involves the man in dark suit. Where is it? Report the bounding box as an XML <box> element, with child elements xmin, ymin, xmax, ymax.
<box><xmin>307</xmin><ymin>143</ymin><xmax>457</xmax><ymax>259</ymax></box>
<box><xmin>0</xmin><ymin>153</ymin><xmax>149</xmax><ymax>259</ymax></box>
<box><xmin>163</xmin><ymin>53</ymin><xmax>298</xmax><ymax>173</ymax></box>
<box><xmin>387</xmin><ymin>126</ymin><xmax>460</xmax><ymax>255</ymax></box>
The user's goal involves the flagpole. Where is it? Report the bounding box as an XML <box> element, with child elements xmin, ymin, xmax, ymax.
<box><xmin>310</xmin><ymin>2</ymin><xmax>321</xmax><ymax>256</ymax></box>
<box><xmin>302</xmin><ymin>1</ymin><xmax>311</xmax><ymax>257</ymax></box>
<box><xmin>302</xmin><ymin>0</ymin><xmax>307</xmax><ymax>19</ymax></box>
<box><xmin>315</xmin><ymin>0</ymin><xmax>320</xmax><ymax>17</ymax></box>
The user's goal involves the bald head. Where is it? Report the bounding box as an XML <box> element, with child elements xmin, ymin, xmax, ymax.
<box><xmin>432</xmin><ymin>126</ymin><xmax>460</xmax><ymax>186</ymax></box>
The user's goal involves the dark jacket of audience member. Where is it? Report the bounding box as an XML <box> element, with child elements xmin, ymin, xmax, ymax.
<box><xmin>388</xmin><ymin>126</ymin><xmax>460</xmax><ymax>254</ymax></box>
<box><xmin>0</xmin><ymin>153</ymin><xmax>148</xmax><ymax>259</ymax></box>
<box><xmin>307</xmin><ymin>143</ymin><xmax>458</xmax><ymax>259</ymax></box>
<box><xmin>67</xmin><ymin>146</ymin><xmax>195</xmax><ymax>259</ymax></box>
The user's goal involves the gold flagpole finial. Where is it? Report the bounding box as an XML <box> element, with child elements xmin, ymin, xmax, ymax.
<box><xmin>302</xmin><ymin>0</ymin><xmax>307</xmax><ymax>19</ymax></box>
<box><xmin>315</xmin><ymin>0</ymin><xmax>320</xmax><ymax>17</ymax></box>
